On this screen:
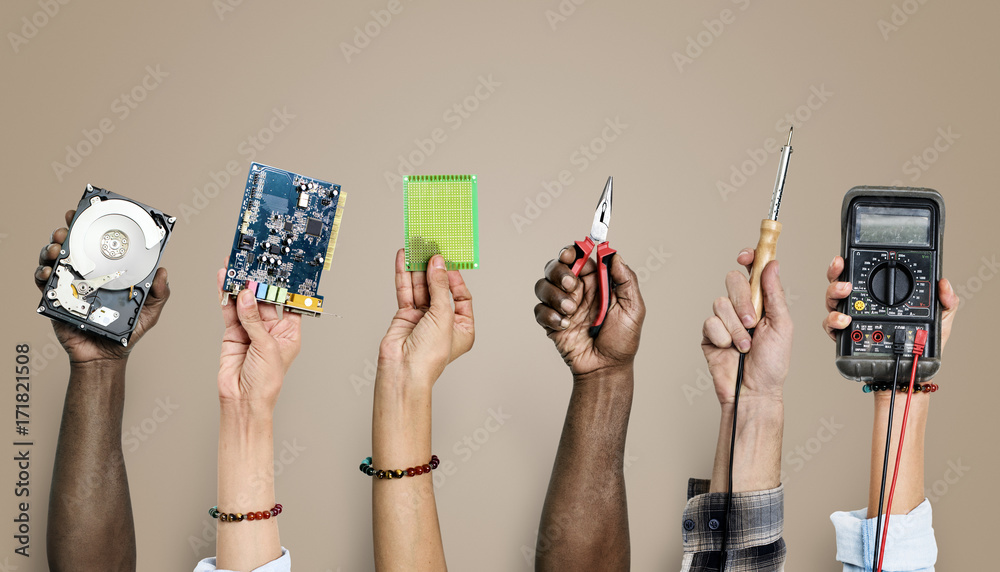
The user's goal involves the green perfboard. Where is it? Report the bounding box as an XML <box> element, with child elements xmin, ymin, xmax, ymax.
<box><xmin>403</xmin><ymin>175</ymin><xmax>479</xmax><ymax>271</ymax></box>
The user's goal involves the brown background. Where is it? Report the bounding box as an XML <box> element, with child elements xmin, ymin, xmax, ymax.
<box><xmin>2</xmin><ymin>0</ymin><xmax>998</xmax><ymax>570</ymax></box>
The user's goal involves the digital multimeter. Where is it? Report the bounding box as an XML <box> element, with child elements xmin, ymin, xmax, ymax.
<box><xmin>836</xmin><ymin>187</ymin><xmax>945</xmax><ymax>382</ymax></box>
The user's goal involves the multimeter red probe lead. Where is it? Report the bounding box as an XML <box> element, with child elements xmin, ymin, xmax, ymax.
<box><xmin>872</xmin><ymin>328</ymin><xmax>928</xmax><ymax>572</ymax></box>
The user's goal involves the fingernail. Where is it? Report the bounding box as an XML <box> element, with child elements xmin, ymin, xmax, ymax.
<box><xmin>559</xmin><ymin>317</ymin><xmax>570</xmax><ymax>330</ymax></box>
<box><xmin>829</xmin><ymin>256</ymin><xmax>838</xmax><ymax>269</ymax></box>
<box><xmin>738</xmin><ymin>339</ymin><xmax>751</xmax><ymax>352</ymax></box>
<box><xmin>742</xmin><ymin>314</ymin><xmax>755</xmax><ymax>328</ymax></box>
<box><xmin>433</xmin><ymin>256</ymin><xmax>446</xmax><ymax>270</ymax></box>
<box><xmin>561</xmin><ymin>299</ymin><xmax>576</xmax><ymax>314</ymax></box>
<box><xmin>774</xmin><ymin>261</ymin><xmax>780</xmax><ymax>276</ymax></box>
<box><xmin>561</xmin><ymin>275</ymin><xmax>576</xmax><ymax>291</ymax></box>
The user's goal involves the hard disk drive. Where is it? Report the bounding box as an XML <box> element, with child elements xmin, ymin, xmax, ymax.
<box><xmin>37</xmin><ymin>184</ymin><xmax>175</xmax><ymax>346</ymax></box>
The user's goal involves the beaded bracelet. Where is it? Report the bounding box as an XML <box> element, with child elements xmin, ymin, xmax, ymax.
<box><xmin>360</xmin><ymin>455</ymin><xmax>440</xmax><ymax>479</ymax></box>
<box><xmin>863</xmin><ymin>382</ymin><xmax>939</xmax><ymax>394</ymax></box>
<box><xmin>209</xmin><ymin>503</ymin><xmax>282</xmax><ymax>522</ymax></box>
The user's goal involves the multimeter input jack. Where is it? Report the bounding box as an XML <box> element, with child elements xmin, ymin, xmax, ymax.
<box><xmin>851</xmin><ymin>330</ymin><xmax>864</xmax><ymax>342</ymax></box>
<box><xmin>872</xmin><ymin>330</ymin><xmax>885</xmax><ymax>343</ymax></box>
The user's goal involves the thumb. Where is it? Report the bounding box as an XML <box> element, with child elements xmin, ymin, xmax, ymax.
<box><xmin>425</xmin><ymin>256</ymin><xmax>454</xmax><ymax>321</ymax></box>
<box><xmin>236</xmin><ymin>289</ymin><xmax>273</xmax><ymax>345</ymax></box>
<box><xmin>761</xmin><ymin>260</ymin><xmax>790</xmax><ymax>326</ymax></box>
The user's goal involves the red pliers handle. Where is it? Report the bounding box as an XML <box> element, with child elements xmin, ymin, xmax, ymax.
<box><xmin>570</xmin><ymin>237</ymin><xmax>617</xmax><ymax>338</ymax></box>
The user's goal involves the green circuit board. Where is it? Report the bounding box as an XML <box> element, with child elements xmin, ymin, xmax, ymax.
<box><xmin>403</xmin><ymin>175</ymin><xmax>479</xmax><ymax>271</ymax></box>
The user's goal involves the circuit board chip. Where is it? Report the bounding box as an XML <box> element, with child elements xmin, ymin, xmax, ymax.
<box><xmin>403</xmin><ymin>175</ymin><xmax>479</xmax><ymax>271</ymax></box>
<box><xmin>222</xmin><ymin>163</ymin><xmax>347</xmax><ymax>316</ymax></box>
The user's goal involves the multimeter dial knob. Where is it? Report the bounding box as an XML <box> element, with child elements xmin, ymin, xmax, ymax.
<box><xmin>868</xmin><ymin>261</ymin><xmax>914</xmax><ymax>307</ymax></box>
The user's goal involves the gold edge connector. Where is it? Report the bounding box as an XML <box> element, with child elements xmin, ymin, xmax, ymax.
<box><xmin>324</xmin><ymin>191</ymin><xmax>347</xmax><ymax>271</ymax></box>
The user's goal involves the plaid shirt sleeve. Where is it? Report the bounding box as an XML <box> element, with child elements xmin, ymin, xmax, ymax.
<box><xmin>680</xmin><ymin>479</ymin><xmax>785</xmax><ymax>572</ymax></box>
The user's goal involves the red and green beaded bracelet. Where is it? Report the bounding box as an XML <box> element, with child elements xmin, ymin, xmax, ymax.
<box><xmin>359</xmin><ymin>455</ymin><xmax>439</xmax><ymax>479</ymax></box>
<box><xmin>209</xmin><ymin>503</ymin><xmax>282</xmax><ymax>522</ymax></box>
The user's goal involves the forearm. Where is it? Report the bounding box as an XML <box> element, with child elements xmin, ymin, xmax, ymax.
<box><xmin>215</xmin><ymin>409</ymin><xmax>280</xmax><ymax>572</ymax></box>
<box><xmin>536</xmin><ymin>367</ymin><xmax>634</xmax><ymax>572</ymax></box>
<box><xmin>710</xmin><ymin>397</ymin><xmax>783</xmax><ymax>493</ymax></box>
<box><xmin>372</xmin><ymin>371</ymin><xmax>444</xmax><ymax>572</ymax></box>
<box><xmin>47</xmin><ymin>360</ymin><xmax>135</xmax><ymax>572</ymax></box>
<box><xmin>867</xmin><ymin>393</ymin><xmax>928</xmax><ymax>518</ymax></box>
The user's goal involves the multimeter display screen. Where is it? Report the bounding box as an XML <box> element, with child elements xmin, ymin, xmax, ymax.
<box><xmin>855</xmin><ymin>206</ymin><xmax>932</xmax><ymax>247</ymax></box>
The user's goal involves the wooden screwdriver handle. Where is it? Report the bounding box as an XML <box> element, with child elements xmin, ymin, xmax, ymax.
<box><xmin>749</xmin><ymin>219</ymin><xmax>782</xmax><ymax>323</ymax></box>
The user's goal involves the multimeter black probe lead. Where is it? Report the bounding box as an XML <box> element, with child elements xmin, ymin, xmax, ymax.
<box><xmin>719</xmin><ymin>127</ymin><xmax>793</xmax><ymax>571</ymax></box>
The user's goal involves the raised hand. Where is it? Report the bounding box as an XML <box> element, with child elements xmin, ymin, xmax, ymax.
<box><xmin>377</xmin><ymin>249</ymin><xmax>475</xmax><ymax>386</ymax></box>
<box><xmin>533</xmin><ymin>245</ymin><xmax>645</xmax><ymax>378</ymax></box>
<box><xmin>822</xmin><ymin>255</ymin><xmax>959</xmax><ymax>349</ymax></box>
<box><xmin>34</xmin><ymin>209</ymin><xmax>170</xmax><ymax>365</ymax></box>
<box><xmin>701</xmin><ymin>248</ymin><xmax>793</xmax><ymax>405</ymax></box>
<box><xmin>216</xmin><ymin>269</ymin><xmax>302</xmax><ymax>413</ymax></box>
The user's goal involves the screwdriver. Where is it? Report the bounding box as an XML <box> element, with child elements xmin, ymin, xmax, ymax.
<box><xmin>748</xmin><ymin>126</ymin><xmax>793</xmax><ymax>321</ymax></box>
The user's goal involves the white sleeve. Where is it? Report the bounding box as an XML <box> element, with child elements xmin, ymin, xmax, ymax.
<box><xmin>194</xmin><ymin>547</ymin><xmax>291</xmax><ymax>572</ymax></box>
<box><xmin>831</xmin><ymin>500</ymin><xmax>936</xmax><ymax>572</ymax></box>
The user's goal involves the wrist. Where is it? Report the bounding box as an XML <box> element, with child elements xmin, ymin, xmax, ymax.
<box><xmin>220</xmin><ymin>406</ymin><xmax>274</xmax><ymax>436</ymax></box>
<box><xmin>374</xmin><ymin>364</ymin><xmax>435</xmax><ymax>404</ymax></box>
<box><xmin>69</xmin><ymin>357</ymin><xmax>127</xmax><ymax>375</ymax></box>
<box><xmin>721</xmin><ymin>393</ymin><xmax>783</xmax><ymax>417</ymax></box>
<box><xmin>219</xmin><ymin>398</ymin><xmax>276</xmax><ymax>421</ymax></box>
<box><xmin>572</xmin><ymin>364</ymin><xmax>635</xmax><ymax>387</ymax></box>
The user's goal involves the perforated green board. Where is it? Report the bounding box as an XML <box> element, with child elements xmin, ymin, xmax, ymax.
<box><xmin>403</xmin><ymin>175</ymin><xmax>479</xmax><ymax>271</ymax></box>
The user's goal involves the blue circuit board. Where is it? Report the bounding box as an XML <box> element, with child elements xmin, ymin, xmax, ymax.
<box><xmin>222</xmin><ymin>163</ymin><xmax>346</xmax><ymax>316</ymax></box>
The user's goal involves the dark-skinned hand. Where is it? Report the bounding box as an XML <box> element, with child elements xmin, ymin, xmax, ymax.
<box><xmin>533</xmin><ymin>245</ymin><xmax>645</xmax><ymax>377</ymax></box>
<box><xmin>33</xmin><ymin>209</ymin><xmax>170</xmax><ymax>365</ymax></box>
